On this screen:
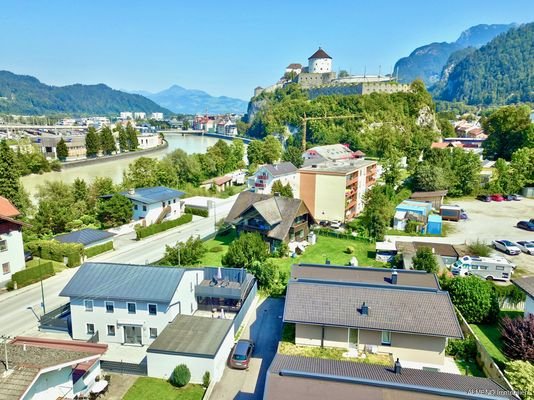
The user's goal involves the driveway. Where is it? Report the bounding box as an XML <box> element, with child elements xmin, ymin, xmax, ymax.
<box><xmin>211</xmin><ymin>297</ymin><xmax>285</xmax><ymax>400</ymax></box>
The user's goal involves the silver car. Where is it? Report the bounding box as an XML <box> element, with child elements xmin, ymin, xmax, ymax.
<box><xmin>492</xmin><ymin>240</ymin><xmax>521</xmax><ymax>255</ymax></box>
<box><xmin>516</xmin><ymin>241</ymin><xmax>534</xmax><ymax>255</ymax></box>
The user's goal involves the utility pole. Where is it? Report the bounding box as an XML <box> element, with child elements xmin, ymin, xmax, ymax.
<box><xmin>1</xmin><ymin>336</ymin><xmax>10</xmax><ymax>372</ymax></box>
<box><xmin>39</xmin><ymin>258</ymin><xmax>46</xmax><ymax>315</ymax></box>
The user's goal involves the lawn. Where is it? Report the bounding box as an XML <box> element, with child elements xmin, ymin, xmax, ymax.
<box><xmin>123</xmin><ymin>377</ymin><xmax>204</xmax><ymax>400</ymax></box>
<box><xmin>26</xmin><ymin>257</ymin><xmax>67</xmax><ymax>273</ymax></box>
<box><xmin>454</xmin><ymin>358</ymin><xmax>485</xmax><ymax>377</ymax></box>
<box><xmin>470</xmin><ymin>310</ymin><xmax>522</xmax><ymax>365</ymax></box>
<box><xmin>200</xmin><ymin>229</ymin><xmax>386</xmax><ymax>274</ymax></box>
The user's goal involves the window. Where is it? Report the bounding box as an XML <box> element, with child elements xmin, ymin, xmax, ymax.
<box><xmin>190</xmin><ymin>282</ymin><xmax>193</xmax><ymax>292</ymax></box>
<box><xmin>168</xmin><ymin>200</ymin><xmax>171</xmax><ymax>205</ymax></box>
<box><xmin>496</xmin><ymin>266</ymin><xmax>504</xmax><ymax>270</ymax></box>
<box><xmin>107</xmin><ymin>325</ymin><xmax>116</xmax><ymax>336</ymax></box>
<box><xmin>162</xmin><ymin>202</ymin><xmax>166</xmax><ymax>207</ymax></box>
<box><xmin>86</xmin><ymin>323</ymin><xmax>95</xmax><ymax>335</ymax></box>
<box><xmin>105</xmin><ymin>301</ymin><xmax>114</xmax><ymax>313</ymax></box>
<box><xmin>84</xmin><ymin>300</ymin><xmax>93</xmax><ymax>312</ymax></box>
<box><xmin>134</xmin><ymin>204</ymin><xmax>138</xmax><ymax>210</ymax></box>
<box><xmin>381</xmin><ymin>331</ymin><xmax>391</xmax><ymax>345</ymax></box>
<box><xmin>142</xmin><ymin>205</ymin><xmax>147</xmax><ymax>212</ymax></box>
<box><xmin>127</xmin><ymin>302</ymin><xmax>136</xmax><ymax>314</ymax></box>
<box><xmin>2</xmin><ymin>262</ymin><xmax>10</xmax><ymax>275</ymax></box>
<box><xmin>148</xmin><ymin>304</ymin><xmax>157</xmax><ymax>316</ymax></box>
<box><xmin>173</xmin><ymin>199</ymin><xmax>176</xmax><ymax>204</ymax></box>
<box><xmin>150</xmin><ymin>328</ymin><xmax>158</xmax><ymax>338</ymax></box>
<box><xmin>0</xmin><ymin>239</ymin><xmax>7</xmax><ymax>252</ymax></box>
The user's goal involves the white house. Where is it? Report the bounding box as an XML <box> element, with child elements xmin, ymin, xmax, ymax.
<box><xmin>111</xmin><ymin>186</ymin><xmax>185</xmax><ymax>226</ymax></box>
<box><xmin>137</xmin><ymin>134</ymin><xmax>162</xmax><ymax>149</ymax></box>
<box><xmin>120</xmin><ymin>111</ymin><xmax>133</xmax><ymax>120</ymax></box>
<box><xmin>513</xmin><ymin>276</ymin><xmax>534</xmax><ymax>317</ymax></box>
<box><xmin>0</xmin><ymin>196</ymin><xmax>25</xmax><ymax>288</ymax></box>
<box><xmin>249</xmin><ymin>162</ymin><xmax>298</xmax><ymax>195</ymax></box>
<box><xmin>308</xmin><ymin>48</ymin><xmax>332</xmax><ymax>73</ymax></box>
<box><xmin>134</xmin><ymin>112</ymin><xmax>147</xmax><ymax>120</ymax></box>
<box><xmin>151</xmin><ymin>112</ymin><xmax>164</xmax><ymax>121</ymax></box>
<box><xmin>60</xmin><ymin>262</ymin><xmax>204</xmax><ymax>346</ymax></box>
<box><xmin>0</xmin><ymin>337</ymin><xmax>107</xmax><ymax>400</ymax></box>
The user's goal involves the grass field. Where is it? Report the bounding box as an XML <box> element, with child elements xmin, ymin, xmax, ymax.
<box><xmin>200</xmin><ymin>229</ymin><xmax>385</xmax><ymax>274</ymax></box>
<box><xmin>123</xmin><ymin>377</ymin><xmax>204</xmax><ymax>400</ymax></box>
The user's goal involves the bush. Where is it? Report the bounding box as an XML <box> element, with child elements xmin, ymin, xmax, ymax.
<box><xmin>202</xmin><ymin>371</ymin><xmax>211</xmax><ymax>388</ymax></box>
<box><xmin>9</xmin><ymin>262</ymin><xmax>54</xmax><ymax>289</ymax></box>
<box><xmin>209</xmin><ymin>245</ymin><xmax>224</xmax><ymax>253</ymax></box>
<box><xmin>412</xmin><ymin>247</ymin><xmax>439</xmax><ymax>273</ymax></box>
<box><xmin>500</xmin><ymin>315</ymin><xmax>534</xmax><ymax>361</ymax></box>
<box><xmin>135</xmin><ymin>214</ymin><xmax>193</xmax><ymax>239</ymax></box>
<box><xmin>222</xmin><ymin>232</ymin><xmax>269</xmax><ymax>269</ymax></box>
<box><xmin>275</xmin><ymin>242</ymin><xmax>289</xmax><ymax>258</ymax></box>
<box><xmin>467</xmin><ymin>240</ymin><xmax>491</xmax><ymax>257</ymax></box>
<box><xmin>504</xmin><ymin>361</ymin><xmax>534</xmax><ymax>400</ymax></box>
<box><xmin>446</xmin><ymin>335</ymin><xmax>477</xmax><ymax>360</ymax></box>
<box><xmin>185</xmin><ymin>207</ymin><xmax>209</xmax><ymax>217</ymax></box>
<box><xmin>493</xmin><ymin>284</ymin><xmax>526</xmax><ymax>308</ymax></box>
<box><xmin>344</xmin><ymin>246</ymin><xmax>355</xmax><ymax>254</ymax></box>
<box><xmin>170</xmin><ymin>364</ymin><xmax>191</xmax><ymax>388</ymax></box>
<box><xmin>85</xmin><ymin>241</ymin><xmax>114</xmax><ymax>258</ymax></box>
<box><xmin>446</xmin><ymin>275</ymin><xmax>500</xmax><ymax>323</ymax></box>
<box><xmin>26</xmin><ymin>240</ymin><xmax>84</xmax><ymax>267</ymax></box>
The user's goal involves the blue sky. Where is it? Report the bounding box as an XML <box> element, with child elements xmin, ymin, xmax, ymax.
<box><xmin>1</xmin><ymin>0</ymin><xmax>533</xmax><ymax>100</ymax></box>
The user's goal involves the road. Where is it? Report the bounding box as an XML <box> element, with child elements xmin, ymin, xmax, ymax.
<box><xmin>211</xmin><ymin>298</ymin><xmax>285</xmax><ymax>400</ymax></box>
<box><xmin>0</xmin><ymin>195</ymin><xmax>238</xmax><ymax>337</ymax></box>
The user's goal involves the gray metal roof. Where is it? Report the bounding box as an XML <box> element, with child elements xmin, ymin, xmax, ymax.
<box><xmin>59</xmin><ymin>263</ymin><xmax>189</xmax><ymax>303</ymax></box>
<box><xmin>120</xmin><ymin>186</ymin><xmax>185</xmax><ymax>204</ymax></box>
<box><xmin>284</xmin><ymin>281</ymin><xmax>463</xmax><ymax>338</ymax></box>
<box><xmin>265</xmin><ymin>354</ymin><xmax>517</xmax><ymax>400</ymax></box>
<box><xmin>54</xmin><ymin>228</ymin><xmax>115</xmax><ymax>246</ymax></box>
<box><xmin>512</xmin><ymin>276</ymin><xmax>534</xmax><ymax>299</ymax></box>
<box><xmin>147</xmin><ymin>315</ymin><xmax>233</xmax><ymax>358</ymax></box>
<box><xmin>263</xmin><ymin>162</ymin><xmax>297</xmax><ymax>177</ymax></box>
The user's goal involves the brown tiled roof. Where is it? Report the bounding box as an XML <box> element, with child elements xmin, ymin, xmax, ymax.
<box><xmin>412</xmin><ymin>242</ymin><xmax>459</xmax><ymax>258</ymax></box>
<box><xmin>291</xmin><ymin>264</ymin><xmax>439</xmax><ymax>289</ymax></box>
<box><xmin>308</xmin><ymin>48</ymin><xmax>332</xmax><ymax>60</ymax></box>
<box><xmin>284</xmin><ymin>281</ymin><xmax>463</xmax><ymax>338</ymax></box>
<box><xmin>265</xmin><ymin>354</ymin><xmax>517</xmax><ymax>400</ymax></box>
<box><xmin>0</xmin><ymin>196</ymin><xmax>20</xmax><ymax>217</ymax></box>
<box><xmin>512</xmin><ymin>276</ymin><xmax>534</xmax><ymax>299</ymax></box>
<box><xmin>286</xmin><ymin>63</ymin><xmax>302</xmax><ymax>69</ymax></box>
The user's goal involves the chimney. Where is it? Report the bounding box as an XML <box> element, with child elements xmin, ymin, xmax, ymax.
<box><xmin>391</xmin><ymin>269</ymin><xmax>398</xmax><ymax>285</ymax></box>
<box><xmin>360</xmin><ymin>302</ymin><xmax>369</xmax><ymax>316</ymax></box>
<box><xmin>394</xmin><ymin>358</ymin><xmax>402</xmax><ymax>374</ymax></box>
<box><xmin>23</xmin><ymin>344</ymin><xmax>26</xmax><ymax>351</ymax></box>
<box><xmin>128</xmin><ymin>188</ymin><xmax>135</xmax><ymax>195</ymax></box>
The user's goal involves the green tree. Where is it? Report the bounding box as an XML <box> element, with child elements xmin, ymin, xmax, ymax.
<box><xmin>230</xmin><ymin>139</ymin><xmax>246</xmax><ymax>169</ymax></box>
<box><xmin>115</xmin><ymin>124</ymin><xmax>129</xmax><ymax>152</ymax></box>
<box><xmin>448</xmin><ymin>148</ymin><xmax>481</xmax><ymax>196</ymax></box>
<box><xmin>271</xmin><ymin>180</ymin><xmax>293</xmax><ymax>197</ymax></box>
<box><xmin>282</xmin><ymin>146</ymin><xmax>303</xmax><ymax>168</ymax></box>
<box><xmin>510</xmin><ymin>147</ymin><xmax>534</xmax><ymax>189</ymax></box>
<box><xmin>412</xmin><ymin>162</ymin><xmax>448</xmax><ymax>192</ymax></box>
<box><xmin>96</xmin><ymin>194</ymin><xmax>133</xmax><ymax>228</ymax></box>
<box><xmin>338</xmin><ymin>70</ymin><xmax>350</xmax><ymax>78</ymax></box>
<box><xmin>34</xmin><ymin>181</ymin><xmax>78</xmax><ymax>235</ymax></box>
<box><xmin>56</xmin><ymin>138</ymin><xmax>68</xmax><ymax>160</ymax></box>
<box><xmin>382</xmin><ymin>150</ymin><xmax>402</xmax><ymax>187</ymax></box>
<box><xmin>72</xmin><ymin>178</ymin><xmax>89</xmax><ymax>204</ymax></box>
<box><xmin>126</xmin><ymin>122</ymin><xmax>139</xmax><ymax>151</ymax></box>
<box><xmin>0</xmin><ymin>140</ymin><xmax>27</xmax><ymax>211</ymax></box>
<box><xmin>483</xmin><ymin>105</ymin><xmax>533</xmax><ymax>160</ymax></box>
<box><xmin>170</xmin><ymin>364</ymin><xmax>191</xmax><ymax>388</ymax></box>
<box><xmin>99</xmin><ymin>126</ymin><xmax>116</xmax><ymax>155</ymax></box>
<box><xmin>122</xmin><ymin>157</ymin><xmax>160</xmax><ymax>188</ymax></box>
<box><xmin>262</xmin><ymin>136</ymin><xmax>282</xmax><ymax>164</ymax></box>
<box><xmin>247</xmin><ymin>140</ymin><xmax>264</xmax><ymax>165</ymax></box>
<box><xmin>505</xmin><ymin>361</ymin><xmax>534</xmax><ymax>400</ymax></box>
<box><xmin>85</xmin><ymin>127</ymin><xmax>100</xmax><ymax>157</ymax></box>
<box><xmin>360</xmin><ymin>185</ymin><xmax>395</xmax><ymax>241</ymax></box>
<box><xmin>412</xmin><ymin>247</ymin><xmax>439</xmax><ymax>273</ymax></box>
<box><xmin>222</xmin><ymin>232</ymin><xmax>269</xmax><ymax>268</ymax></box>
<box><xmin>164</xmin><ymin>236</ymin><xmax>206</xmax><ymax>266</ymax></box>
<box><xmin>182</xmin><ymin>120</ymin><xmax>190</xmax><ymax>130</ymax></box>
<box><xmin>444</xmin><ymin>276</ymin><xmax>499</xmax><ymax>324</ymax></box>
<box><xmin>248</xmin><ymin>259</ymin><xmax>286</xmax><ymax>294</ymax></box>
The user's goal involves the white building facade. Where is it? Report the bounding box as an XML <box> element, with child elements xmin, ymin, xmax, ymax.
<box><xmin>249</xmin><ymin>162</ymin><xmax>299</xmax><ymax>195</ymax></box>
<box><xmin>308</xmin><ymin>48</ymin><xmax>332</xmax><ymax>73</ymax></box>
<box><xmin>0</xmin><ymin>199</ymin><xmax>25</xmax><ymax>288</ymax></box>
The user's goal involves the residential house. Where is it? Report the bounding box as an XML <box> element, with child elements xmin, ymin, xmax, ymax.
<box><xmin>264</xmin><ymin>354</ymin><xmax>517</xmax><ymax>400</ymax></box>
<box><xmin>134</xmin><ymin>112</ymin><xmax>146</xmax><ymax>120</ymax></box>
<box><xmin>285</xmin><ymin>264</ymin><xmax>463</xmax><ymax>371</ymax></box>
<box><xmin>249</xmin><ymin>162</ymin><xmax>298</xmax><ymax>195</ymax></box>
<box><xmin>0</xmin><ymin>197</ymin><xmax>25</xmax><ymax>287</ymax></box>
<box><xmin>285</xmin><ymin>63</ymin><xmax>302</xmax><ymax>75</ymax></box>
<box><xmin>54</xmin><ymin>228</ymin><xmax>115</xmax><ymax>258</ymax></box>
<box><xmin>410</xmin><ymin>190</ymin><xmax>448</xmax><ymax>209</ymax></box>
<box><xmin>193</xmin><ymin>115</ymin><xmax>216</xmax><ymax>132</ymax></box>
<box><xmin>138</xmin><ymin>134</ymin><xmax>162</xmax><ymax>149</ymax></box>
<box><xmin>151</xmin><ymin>112</ymin><xmax>164</xmax><ymax>121</ymax></box>
<box><xmin>201</xmin><ymin>175</ymin><xmax>232</xmax><ymax>193</ymax></box>
<box><xmin>120</xmin><ymin>112</ymin><xmax>133</xmax><ymax>120</ymax></box>
<box><xmin>0</xmin><ymin>337</ymin><xmax>107</xmax><ymax>400</ymax></box>
<box><xmin>225</xmin><ymin>191</ymin><xmax>313</xmax><ymax>252</ymax></box>
<box><xmin>299</xmin><ymin>159</ymin><xmax>377</xmax><ymax>222</ymax></box>
<box><xmin>59</xmin><ymin>262</ymin><xmax>204</xmax><ymax>345</ymax></box>
<box><xmin>512</xmin><ymin>276</ymin><xmax>534</xmax><ymax>317</ymax></box>
<box><xmin>106</xmin><ymin>186</ymin><xmax>185</xmax><ymax>226</ymax></box>
<box><xmin>395</xmin><ymin>241</ymin><xmax>459</xmax><ymax>270</ymax></box>
<box><xmin>303</xmin><ymin>144</ymin><xmax>358</xmax><ymax>163</ymax></box>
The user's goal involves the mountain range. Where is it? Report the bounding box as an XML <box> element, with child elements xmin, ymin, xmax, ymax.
<box><xmin>394</xmin><ymin>23</ymin><xmax>516</xmax><ymax>85</ymax></box>
<box><xmin>135</xmin><ymin>85</ymin><xmax>248</xmax><ymax>115</ymax></box>
<box><xmin>0</xmin><ymin>71</ymin><xmax>170</xmax><ymax>116</ymax></box>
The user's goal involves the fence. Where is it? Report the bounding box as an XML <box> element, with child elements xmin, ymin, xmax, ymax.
<box><xmin>455</xmin><ymin>308</ymin><xmax>515</xmax><ymax>392</ymax></box>
<box><xmin>233</xmin><ymin>281</ymin><xmax>258</xmax><ymax>333</ymax></box>
<box><xmin>100</xmin><ymin>360</ymin><xmax>147</xmax><ymax>376</ymax></box>
<box><xmin>39</xmin><ymin>302</ymin><xmax>71</xmax><ymax>332</ymax></box>
<box><xmin>314</xmin><ymin>228</ymin><xmax>372</xmax><ymax>243</ymax></box>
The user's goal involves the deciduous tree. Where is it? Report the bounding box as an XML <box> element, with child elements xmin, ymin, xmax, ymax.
<box><xmin>500</xmin><ymin>315</ymin><xmax>534</xmax><ymax>361</ymax></box>
<box><xmin>412</xmin><ymin>247</ymin><xmax>439</xmax><ymax>273</ymax></box>
<box><xmin>0</xmin><ymin>140</ymin><xmax>27</xmax><ymax>212</ymax></box>
<box><xmin>282</xmin><ymin>146</ymin><xmax>303</xmax><ymax>168</ymax></box>
<box><xmin>262</xmin><ymin>135</ymin><xmax>282</xmax><ymax>164</ymax></box>
<box><xmin>222</xmin><ymin>232</ymin><xmax>269</xmax><ymax>269</ymax></box>
<box><xmin>96</xmin><ymin>194</ymin><xmax>132</xmax><ymax>228</ymax></box>
<box><xmin>164</xmin><ymin>236</ymin><xmax>206</xmax><ymax>266</ymax></box>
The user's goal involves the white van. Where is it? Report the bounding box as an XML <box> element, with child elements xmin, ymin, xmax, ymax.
<box><xmin>375</xmin><ymin>242</ymin><xmax>398</xmax><ymax>263</ymax></box>
<box><xmin>451</xmin><ymin>255</ymin><xmax>515</xmax><ymax>281</ymax></box>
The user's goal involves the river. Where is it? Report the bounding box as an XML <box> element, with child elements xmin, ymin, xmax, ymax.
<box><xmin>21</xmin><ymin>134</ymin><xmax>223</xmax><ymax>198</ymax></box>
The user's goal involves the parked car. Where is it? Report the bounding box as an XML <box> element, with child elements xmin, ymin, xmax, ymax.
<box><xmin>517</xmin><ymin>220</ymin><xmax>534</xmax><ymax>231</ymax></box>
<box><xmin>491</xmin><ymin>194</ymin><xmax>504</xmax><ymax>202</ymax></box>
<box><xmin>516</xmin><ymin>241</ymin><xmax>534</xmax><ymax>255</ymax></box>
<box><xmin>330</xmin><ymin>220</ymin><xmax>342</xmax><ymax>229</ymax></box>
<box><xmin>512</xmin><ymin>194</ymin><xmax>523</xmax><ymax>201</ymax></box>
<box><xmin>477</xmin><ymin>195</ymin><xmax>491</xmax><ymax>202</ymax></box>
<box><xmin>319</xmin><ymin>220</ymin><xmax>329</xmax><ymax>227</ymax></box>
<box><xmin>492</xmin><ymin>240</ymin><xmax>521</xmax><ymax>255</ymax></box>
<box><xmin>229</xmin><ymin>339</ymin><xmax>254</xmax><ymax>369</ymax></box>
<box><xmin>24</xmin><ymin>251</ymin><xmax>33</xmax><ymax>262</ymax></box>
<box><xmin>504</xmin><ymin>194</ymin><xmax>516</xmax><ymax>201</ymax></box>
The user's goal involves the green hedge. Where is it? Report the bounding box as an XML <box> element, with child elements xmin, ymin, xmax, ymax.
<box><xmin>26</xmin><ymin>240</ymin><xmax>84</xmax><ymax>267</ymax></box>
<box><xmin>85</xmin><ymin>241</ymin><xmax>114</xmax><ymax>258</ymax></box>
<box><xmin>9</xmin><ymin>262</ymin><xmax>54</xmax><ymax>289</ymax></box>
<box><xmin>135</xmin><ymin>214</ymin><xmax>193</xmax><ymax>240</ymax></box>
<box><xmin>185</xmin><ymin>207</ymin><xmax>209</xmax><ymax>217</ymax></box>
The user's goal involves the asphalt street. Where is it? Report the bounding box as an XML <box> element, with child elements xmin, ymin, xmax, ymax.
<box><xmin>0</xmin><ymin>195</ymin><xmax>238</xmax><ymax>337</ymax></box>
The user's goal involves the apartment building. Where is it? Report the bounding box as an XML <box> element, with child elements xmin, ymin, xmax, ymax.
<box><xmin>0</xmin><ymin>197</ymin><xmax>25</xmax><ymax>287</ymax></box>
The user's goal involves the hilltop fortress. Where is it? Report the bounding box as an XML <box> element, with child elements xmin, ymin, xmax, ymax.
<box><xmin>254</xmin><ymin>48</ymin><xmax>410</xmax><ymax>99</ymax></box>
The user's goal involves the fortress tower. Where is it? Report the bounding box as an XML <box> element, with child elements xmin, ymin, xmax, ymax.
<box><xmin>308</xmin><ymin>47</ymin><xmax>332</xmax><ymax>73</ymax></box>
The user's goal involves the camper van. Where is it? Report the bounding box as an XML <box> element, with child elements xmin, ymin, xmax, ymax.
<box><xmin>451</xmin><ymin>255</ymin><xmax>515</xmax><ymax>281</ymax></box>
<box><xmin>375</xmin><ymin>242</ymin><xmax>398</xmax><ymax>263</ymax></box>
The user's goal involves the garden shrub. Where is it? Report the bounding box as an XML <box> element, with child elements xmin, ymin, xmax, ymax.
<box><xmin>9</xmin><ymin>262</ymin><xmax>54</xmax><ymax>289</ymax></box>
<box><xmin>135</xmin><ymin>214</ymin><xmax>193</xmax><ymax>239</ymax></box>
<box><xmin>202</xmin><ymin>371</ymin><xmax>211</xmax><ymax>388</ymax></box>
<box><xmin>185</xmin><ymin>207</ymin><xmax>209</xmax><ymax>217</ymax></box>
<box><xmin>446</xmin><ymin>335</ymin><xmax>477</xmax><ymax>360</ymax></box>
<box><xmin>500</xmin><ymin>315</ymin><xmax>534</xmax><ymax>361</ymax></box>
<box><xmin>26</xmin><ymin>240</ymin><xmax>84</xmax><ymax>267</ymax></box>
<box><xmin>505</xmin><ymin>361</ymin><xmax>534</xmax><ymax>400</ymax></box>
<box><xmin>209</xmin><ymin>245</ymin><xmax>224</xmax><ymax>253</ymax></box>
<box><xmin>446</xmin><ymin>275</ymin><xmax>500</xmax><ymax>323</ymax></box>
<box><xmin>85</xmin><ymin>241</ymin><xmax>114</xmax><ymax>258</ymax></box>
<box><xmin>345</xmin><ymin>246</ymin><xmax>355</xmax><ymax>254</ymax></box>
<box><xmin>170</xmin><ymin>364</ymin><xmax>191</xmax><ymax>388</ymax></box>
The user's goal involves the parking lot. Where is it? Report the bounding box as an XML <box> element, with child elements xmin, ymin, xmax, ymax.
<box><xmin>446</xmin><ymin>197</ymin><xmax>534</xmax><ymax>275</ymax></box>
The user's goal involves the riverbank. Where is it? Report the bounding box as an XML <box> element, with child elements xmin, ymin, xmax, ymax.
<box><xmin>61</xmin><ymin>140</ymin><xmax>169</xmax><ymax>169</ymax></box>
<box><xmin>162</xmin><ymin>130</ymin><xmax>252</xmax><ymax>144</ymax></box>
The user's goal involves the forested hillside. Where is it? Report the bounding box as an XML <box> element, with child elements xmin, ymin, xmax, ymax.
<box><xmin>0</xmin><ymin>71</ymin><xmax>170</xmax><ymax>116</ymax></box>
<box><xmin>436</xmin><ymin>23</ymin><xmax>534</xmax><ymax>105</ymax></box>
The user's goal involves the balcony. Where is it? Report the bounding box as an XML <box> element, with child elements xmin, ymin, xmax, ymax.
<box><xmin>255</xmin><ymin>182</ymin><xmax>266</xmax><ymax>188</ymax></box>
<box><xmin>256</xmin><ymin>175</ymin><xmax>268</xmax><ymax>180</ymax></box>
